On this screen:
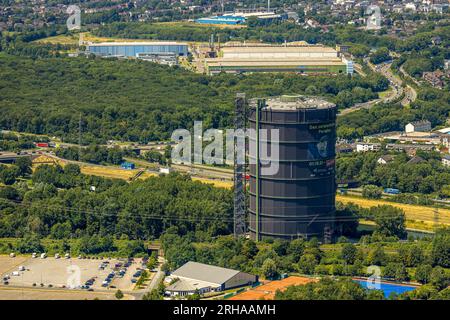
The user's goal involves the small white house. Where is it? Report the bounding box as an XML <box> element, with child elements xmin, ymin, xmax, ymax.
<box><xmin>442</xmin><ymin>155</ymin><xmax>450</xmax><ymax>167</ymax></box>
<box><xmin>405</xmin><ymin>120</ymin><xmax>431</xmax><ymax>134</ymax></box>
<box><xmin>404</xmin><ymin>3</ymin><xmax>417</xmax><ymax>12</ymax></box>
<box><xmin>165</xmin><ymin>261</ymin><xmax>257</xmax><ymax>297</ymax></box>
<box><xmin>377</xmin><ymin>155</ymin><xmax>395</xmax><ymax>165</ymax></box>
<box><xmin>356</xmin><ymin>143</ymin><xmax>381</xmax><ymax>152</ymax></box>
<box><xmin>159</xmin><ymin>167</ymin><xmax>172</xmax><ymax>174</ymax></box>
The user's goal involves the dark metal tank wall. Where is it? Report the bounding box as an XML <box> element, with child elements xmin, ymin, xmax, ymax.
<box><xmin>248</xmin><ymin>105</ymin><xmax>337</xmax><ymax>240</ymax></box>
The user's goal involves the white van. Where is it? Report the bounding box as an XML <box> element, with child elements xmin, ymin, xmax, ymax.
<box><xmin>18</xmin><ymin>266</ymin><xmax>25</xmax><ymax>271</ymax></box>
<box><xmin>32</xmin><ymin>253</ymin><xmax>37</xmax><ymax>258</ymax></box>
<box><xmin>40</xmin><ymin>253</ymin><xmax>47</xmax><ymax>259</ymax></box>
<box><xmin>12</xmin><ymin>271</ymin><xmax>20</xmax><ymax>276</ymax></box>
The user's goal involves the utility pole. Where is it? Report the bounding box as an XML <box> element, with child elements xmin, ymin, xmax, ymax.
<box><xmin>434</xmin><ymin>207</ymin><xmax>439</xmax><ymax>228</ymax></box>
<box><xmin>78</xmin><ymin>112</ymin><xmax>82</xmax><ymax>161</ymax></box>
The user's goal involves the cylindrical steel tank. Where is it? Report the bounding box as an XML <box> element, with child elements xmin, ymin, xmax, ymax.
<box><xmin>248</xmin><ymin>95</ymin><xmax>337</xmax><ymax>240</ymax></box>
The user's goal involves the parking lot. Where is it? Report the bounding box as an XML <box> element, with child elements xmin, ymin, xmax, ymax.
<box><xmin>0</xmin><ymin>255</ymin><xmax>29</xmax><ymax>275</ymax></box>
<box><xmin>1</xmin><ymin>256</ymin><xmax>145</xmax><ymax>292</ymax></box>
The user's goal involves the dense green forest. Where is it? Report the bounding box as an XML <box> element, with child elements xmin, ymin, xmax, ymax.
<box><xmin>0</xmin><ymin>131</ymin><xmax>49</xmax><ymax>151</ymax></box>
<box><xmin>337</xmin><ymin>85</ymin><xmax>450</xmax><ymax>140</ymax></box>
<box><xmin>275</xmin><ymin>277</ymin><xmax>450</xmax><ymax>300</ymax></box>
<box><xmin>159</xmin><ymin>229</ymin><xmax>450</xmax><ymax>299</ymax></box>
<box><xmin>1</xmin><ymin>22</ymin><xmax>448</xmax><ymax>144</ymax></box>
<box><xmin>55</xmin><ymin>145</ymin><xmax>128</xmax><ymax>165</ymax></box>
<box><xmin>400</xmin><ymin>46</ymin><xmax>449</xmax><ymax>78</ymax></box>
<box><xmin>0</xmin><ymin>162</ymin><xmax>233</xmax><ymax>240</ymax></box>
<box><xmin>336</xmin><ymin>150</ymin><xmax>450</xmax><ymax>196</ymax></box>
<box><xmin>0</xmin><ymin>53</ymin><xmax>387</xmax><ymax>144</ymax></box>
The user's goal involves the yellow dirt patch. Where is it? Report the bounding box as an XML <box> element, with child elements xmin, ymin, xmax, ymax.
<box><xmin>138</xmin><ymin>172</ymin><xmax>158</xmax><ymax>180</ymax></box>
<box><xmin>32</xmin><ymin>155</ymin><xmax>61</xmax><ymax>166</ymax></box>
<box><xmin>80</xmin><ymin>166</ymin><xmax>139</xmax><ymax>180</ymax></box>
<box><xmin>337</xmin><ymin>195</ymin><xmax>450</xmax><ymax>227</ymax></box>
<box><xmin>35</xmin><ymin>34</ymin><xmax>80</xmax><ymax>45</ymax></box>
<box><xmin>191</xmin><ymin>177</ymin><xmax>233</xmax><ymax>189</ymax></box>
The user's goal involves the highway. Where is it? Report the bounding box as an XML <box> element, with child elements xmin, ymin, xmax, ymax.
<box><xmin>398</xmin><ymin>65</ymin><xmax>418</xmax><ymax>106</ymax></box>
<box><xmin>339</xmin><ymin>54</ymin><xmax>421</xmax><ymax>117</ymax></box>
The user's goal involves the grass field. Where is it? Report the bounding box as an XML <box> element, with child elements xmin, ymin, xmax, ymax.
<box><xmin>79</xmin><ymin>165</ymin><xmax>140</xmax><ymax>180</ymax></box>
<box><xmin>32</xmin><ymin>155</ymin><xmax>157</xmax><ymax>181</ymax></box>
<box><xmin>31</xmin><ymin>154</ymin><xmax>233</xmax><ymax>186</ymax></box>
<box><xmin>337</xmin><ymin>194</ymin><xmax>450</xmax><ymax>229</ymax></box>
<box><xmin>192</xmin><ymin>177</ymin><xmax>233</xmax><ymax>189</ymax></box>
<box><xmin>35</xmin><ymin>34</ymin><xmax>80</xmax><ymax>45</ymax></box>
<box><xmin>378</xmin><ymin>87</ymin><xmax>393</xmax><ymax>99</ymax></box>
<box><xmin>0</xmin><ymin>287</ymin><xmax>133</xmax><ymax>300</ymax></box>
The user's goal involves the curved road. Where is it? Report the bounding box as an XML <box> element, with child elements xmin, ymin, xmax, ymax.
<box><xmin>340</xmin><ymin>57</ymin><xmax>416</xmax><ymax>116</ymax></box>
<box><xmin>399</xmin><ymin>65</ymin><xmax>418</xmax><ymax>106</ymax></box>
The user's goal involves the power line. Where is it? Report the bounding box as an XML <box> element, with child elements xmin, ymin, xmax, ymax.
<box><xmin>4</xmin><ymin>198</ymin><xmax>444</xmax><ymax>225</ymax></box>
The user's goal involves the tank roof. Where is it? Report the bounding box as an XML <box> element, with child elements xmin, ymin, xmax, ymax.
<box><xmin>250</xmin><ymin>95</ymin><xmax>335</xmax><ymax>110</ymax></box>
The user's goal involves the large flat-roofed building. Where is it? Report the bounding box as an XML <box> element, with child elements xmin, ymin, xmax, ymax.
<box><xmin>196</xmin><ymin>15</ymin><xmax>246</xmax><ymax>25</ymax></box>
<box><xmin>86</xmin><ymin>42</ymin><xmax>189</xmax><ymax>58</ymax></box>
<box><xmin>220</xmin><ymin>44</ymin><xmax>339</xmax><ymax>59</ymax></box>
<box><xmin>165</xmin><ymin>261</ymin><xmax>257</xmax><ymax>297</ymax></box>
<box><xmin>195</xmin><ymin>11</ymin><xmax>287</xmax><ymax>25</ymax></box>
<box><xmin>205</xmin><ymin>43</ymin><xmax>351</xmax><ymax>75</ymax></box>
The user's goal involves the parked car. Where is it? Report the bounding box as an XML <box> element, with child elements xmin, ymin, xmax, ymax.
<box><xmin>133</xmin><ymin>271</ymin><xmax>142</xmax><ymax>278</ymax></box>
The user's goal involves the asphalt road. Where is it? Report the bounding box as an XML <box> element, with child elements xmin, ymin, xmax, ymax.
<box><xmin>339</xmin><ymin>58</ymin><xmax>416</xmax><ymax>116</ymax></box>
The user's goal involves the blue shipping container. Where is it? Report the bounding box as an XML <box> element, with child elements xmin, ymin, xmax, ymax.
<box><xmin>121</xmin><ymin>162</ymin><xmax>135</xmax><ymax>170</ymax></box>
<box><xmin>384</xmin><ymin>188</ymin><xmax>400</xmax><ymax>194</ymax></box>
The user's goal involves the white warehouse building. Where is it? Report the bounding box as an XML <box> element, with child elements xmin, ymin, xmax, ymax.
<box><xmin>165</xmin><ymin>261</ymin><xmax>257</xmax><ymax>297</ymax></box>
